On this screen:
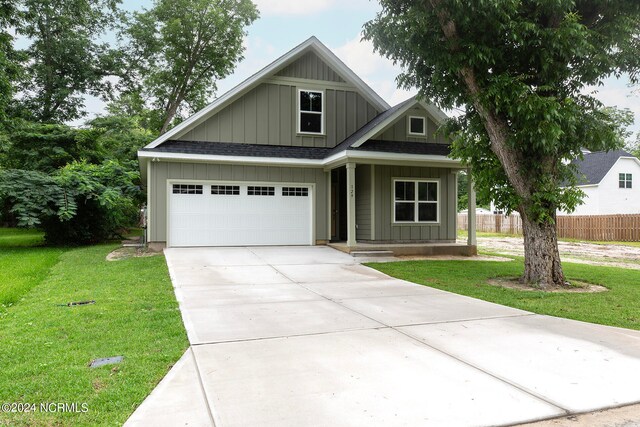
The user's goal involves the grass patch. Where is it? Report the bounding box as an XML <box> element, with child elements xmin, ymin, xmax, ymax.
<box><xmin>0</xmin><ymin>228</ymin><xmax>64</xmax><ymax>308</ymax></box>
<box><xmin>368</xmin><ymin>258</ymin><xmax>640</xmax><ymax>331</ymax></box>
<box><xmin>458</xmin><ymin>229</ymin><xmax>640</xmax><ymax>248</ymax></box>
<box><xmin>0</xmin><ymin>239</ymin><xmax>188</xmax><ymax>426</ymax></box>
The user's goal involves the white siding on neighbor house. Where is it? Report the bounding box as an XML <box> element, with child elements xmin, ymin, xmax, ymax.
<box><xmin>566</xmin><ymin>157</ymin><xmax>640</xmax><ymax>215</ymax></box>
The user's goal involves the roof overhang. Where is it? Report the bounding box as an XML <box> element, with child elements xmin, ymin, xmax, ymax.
<box><xmin>138</xmin><ymin>149</ymin><xmax>462</xmax><ymax>171</ymax></box>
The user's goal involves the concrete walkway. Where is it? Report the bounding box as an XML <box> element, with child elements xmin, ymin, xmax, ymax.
<box><xmin>125</xmin><ymin>246</ymin><xmax>640</xmax><ymax>427</ymax></box>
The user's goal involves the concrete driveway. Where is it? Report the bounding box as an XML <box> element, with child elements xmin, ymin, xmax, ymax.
<box><xmin>125</xmin><ymin>246</ymin><xmax>640</xmax><ymax>427</ymax></box>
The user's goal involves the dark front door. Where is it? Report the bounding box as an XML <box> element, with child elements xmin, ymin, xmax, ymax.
<box><xmin>330</xmin><ymin>167</ymin><xmax>348</xmax><ymax>241</ymax></box>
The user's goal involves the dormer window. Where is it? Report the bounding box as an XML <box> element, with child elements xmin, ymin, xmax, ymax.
<box><xmin>298</xmin><ymin>89</ymin><xmax>324</xmax><ymax>134</ymax></box>
<box><xmin>619</xmin><ymin>173</ymin><xmax>632</xmax><ymax>189</ymax></box>
<box><xmin>408</xmin><ymin>116</ymin><xmax>426</xmax><ymax>136</ymax></box>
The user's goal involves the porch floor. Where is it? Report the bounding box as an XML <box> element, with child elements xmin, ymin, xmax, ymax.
<box><xmin>328</xmin><ymin>242</ymin><xmax>477</xmax><ymax>257</ymax></box>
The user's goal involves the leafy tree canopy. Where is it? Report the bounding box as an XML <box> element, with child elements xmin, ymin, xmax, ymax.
<box><xmin>12</xmin><ymin>0</ymin><xmax>124</xmax><ymax>123</ymax></box>
<box><xmin>364</xmin><ymin>0</ymin><xmax>640</xmax><ymax>286</ymax></box>
<box><xmin>120</xmin><ymin>0</ymin><xmax>259</xmax><ymax>133</ymax></box>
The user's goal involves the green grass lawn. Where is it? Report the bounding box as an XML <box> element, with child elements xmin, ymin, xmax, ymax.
<box><xmin>0</xmin><ymin>228</ymin><xmax>65</xmax><ymax>308</ymax></box>
<box><xmin>368</xmin><ymin>259</ymin><xmax>640</xmax><ymax>331</ymax></box>
<box><xmin>0</xmin><ymin>229</ymin><xmax>188</xmax><ymax>426</ymax></box>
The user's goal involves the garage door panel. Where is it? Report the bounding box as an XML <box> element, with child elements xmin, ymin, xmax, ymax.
<box><xmin>169</xmin><ymin>183</ymin><xmax>312</xmax><ymax>247</ymax></box>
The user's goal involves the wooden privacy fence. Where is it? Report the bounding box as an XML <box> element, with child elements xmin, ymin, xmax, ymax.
<box><xmin>458</xmin><ymin>213</ymin><xmax>640</xmax><ymax>242</ymax></box>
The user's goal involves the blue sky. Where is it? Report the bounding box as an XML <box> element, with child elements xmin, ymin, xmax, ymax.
<box><xmin>85</xmin><ymin>0</ymin><xmax>639</xmax><ymax>138</ymax></box>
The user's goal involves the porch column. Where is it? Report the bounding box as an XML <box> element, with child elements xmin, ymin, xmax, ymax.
<box><xmin>346</xmin><ymin>162</ymin><xmax>357</xmax><ymax>247</ymax></box>
<box><xmin>467</xmin><ymin>169</ymin><xmax>477</xmax><ymax>246</ymax></box>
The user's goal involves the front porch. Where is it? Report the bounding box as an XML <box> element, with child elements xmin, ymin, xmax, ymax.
<box><xmin>327</xmin><ymin>161</ymin><xmax>478</xmax><ymax>254</ymax></box>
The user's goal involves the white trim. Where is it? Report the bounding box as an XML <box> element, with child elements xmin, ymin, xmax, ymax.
<box><xmin>146</xmin><ymin>159</ymin><xmax>152</xmax><ymax>242</ymax></box>
<box><xmin>139</xmin><ymin>149</ymin><xmax>462</xmax><ymax>169</ymax></box>
<box><xmin>166</xmin><ymin>179</ymin><xmax>316</xmax><ymax>248</ymax></box>
<box><xmin>350</xmin><ymin>98</ymin><xmax>448</xmax><ymax>148</ymax></box>
<box><xmin>297</xmin><ymin>88</ymin><xmax>325</xmax><ymax>135</ymax></box>
<box><xmin>391</xmin><ymin>178</ymin><xmax>441</xmax><ymax>225</ymax></box>
<box><xmin>370</xmin><ymin>164</ymin><xmax>376</xmax><ymax>240</ymax></box>
<box><xmin>144</xmin><ymin>37</ymin><xmax>389</xmax><ymax>150</ymax></box>
<box><xmin>265</xmin><ymin>76</ymin><xmax>354</xmax><ymax>91</ymax></box>
<box><xmin>407</xmin><ymin>116</ymin><xmax>426</xmax><ymax>136</ymax></box>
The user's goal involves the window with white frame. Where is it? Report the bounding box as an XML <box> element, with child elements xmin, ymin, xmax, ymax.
<box><xmin>619</xmin><ymin>173</ymin><xmax>632</xmax><ymax>189</ymax></box>
<box><xmin>408</xmin><ymin>116</ymin><xmax>426</xmax><ymax>136</ymax></box>
<box><xmin>299</xmin><ymin>90</ymin><xmax>323</xmax><ymax>134</ymax></box>
<box><xmin>393</xmin><ymin>179</ymin><xmax>439</xmax><ymax>223</ymax></box>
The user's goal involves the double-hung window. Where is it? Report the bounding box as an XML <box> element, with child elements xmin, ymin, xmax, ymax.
<box><xmin>393</xmin><ymin>179</ymin><xmax>439</xmax><ymax>223</ymax></box>
<box><xmin>298</xmin><ymin>89</ymin><xmax>323</xmax><ymax>134</ymax></box>
<box><xmin>619</xmin><ymin>173</ymin><xmax>632</xmax><ymax>189</ymax></box>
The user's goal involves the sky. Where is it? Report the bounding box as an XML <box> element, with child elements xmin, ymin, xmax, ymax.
<box><xmin>83</xmin><ymin>0</ymin><xmax>639</xmax><ymax>139</ymax></box>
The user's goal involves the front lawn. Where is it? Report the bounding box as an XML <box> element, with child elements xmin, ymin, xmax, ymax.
<box><xmin>369</xmin><ymin>259</ymin><xmax>640</xmax><ymax>331</ymax></box>
<box><xmin>0</xmin><ymin>228</ymin><xmax>65</xmax><ymax>308</ymax></box>
<box><xmin>0</xmin><ymin>230</ymin><xmax>188</xmax><ymax>426</ymax></box>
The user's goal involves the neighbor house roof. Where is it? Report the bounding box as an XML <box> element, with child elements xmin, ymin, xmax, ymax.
<box><xmin>571</xmin><ymin>150</ymin><xmax>637</xmax><ymax>185</ymax></box>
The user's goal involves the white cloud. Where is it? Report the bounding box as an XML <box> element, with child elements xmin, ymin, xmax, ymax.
<box><xmin>333</xmin><ymin>34</ymin><xmax>414</xmax><ymax>107</ymax></box>
<box><xmin>253</xmin><ymin>0</ymin><xmax>337</xmax><ymax>16</ymax></box>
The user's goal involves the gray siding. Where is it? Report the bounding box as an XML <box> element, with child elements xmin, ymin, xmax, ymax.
<box><xmin>181</xmin><ymin>83</ymin><xmax>379</xmax><ymax>148</ymax></box>
<box><xmin>355</xmin><ymin>164</ymin><xmax>372</xmax><ymax>240</ymax></box>
<box><xmin>375</xmin><ymin>106</ymin><xmax>447</xmax><ymax>144</ymax></box>
<box><xmin>276</xmin><ymin>51</ymin><xmax>345</xmax><ymax>82</ymax></box>
<box><xmin>148</xmin><ymin>161</ymin><xmax>328</xmax><ymax>243</ymax></box>
<box><xmin>371</xmin><ymin>166</ymin><xmax>457</xmax><ymax>241</ymax></box>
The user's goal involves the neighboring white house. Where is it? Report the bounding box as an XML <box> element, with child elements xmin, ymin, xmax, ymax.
<box><xmin>563</xmin><ymin>150</ymin><xmax>640</xmax><ymax>215</ymax></box>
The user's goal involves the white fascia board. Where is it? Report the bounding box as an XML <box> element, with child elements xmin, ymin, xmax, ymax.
<box><xmin>144</xmin><ymin>37</ymin><xmax>390</xmax><ymax>150</ymax></box>
<box><xmin>350</xmin><ymin>100</ymin><xmax>417</xmax><ymax>149</ymax></box>
<box><xmin>345</xmin><ymin>150</ymin><xmax>461</xmax><ymax>165</ymax></box>
<box><xmin>310</xmin><ymin>40</ymin><xmax>390</xmax><ymax>111</ymax></box>
<box><xmin>137</xmin><ymin>150</ymin><xmax>324</xmax><ymax>167</ymax></box>
<box><xmin>138</xmin><ymin>148</ymin><xmax>459</xmax><ymax>169</ymax></box>
<box><xmin>417</xmin><ymin>99</ymin><xmax>449</xmax><ymax>124</ymax></box>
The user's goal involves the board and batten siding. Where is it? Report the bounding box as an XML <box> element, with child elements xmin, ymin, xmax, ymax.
<box><xmin>355</xmin><ymin>164</ymin><xmax>372</xmax><ymax>240</ymax></box>
<box><xmin>148</xmin><ymin>161</ymin><xmax>328</xmax><ymax>243</ymax></box>
<box><xmin>371</xmin><ymin>165</ymin><xmax>457</xmax><ymax>241</ymax></box>
<box><xmin>276</xmin><ymin>51</ymin><xmax>345</xmax><ymax>83</ymax></box>
<box><xmin>180</xmin><ymin>83</ymin><xmax>379</xmax><ymax>148</ymax></box>
<box><xmin>375</xmin><ymin>107</ymin><xmax>447</xmax><ymax>144</ymax></box>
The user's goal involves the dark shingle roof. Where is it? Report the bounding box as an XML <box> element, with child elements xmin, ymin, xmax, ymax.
<box><xmin>571</xmin><ymin>150</ymin><xmax>635</xmax><ymax>185</ymax></box>
<box><xmin>354</xmin><ymin>140</ymin><xmax>451</xmax><ymax>156</ymax></box>
<box><xmin>327</xmin><ymin>97</ymin><xmax>416</xmax><ymax>156</ymax></box>
<box><xmin>143</xmin><ymin>140</ymin><xmax>330</xmax><ymax>160</ymax></box>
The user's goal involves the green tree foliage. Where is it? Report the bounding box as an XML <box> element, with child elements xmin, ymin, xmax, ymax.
<box><xmin>13</xmin><ymin>0</ymin><xmax>123</xmax><ymax>123</ymax></box>
<box><xmin>0</xmin><ymin>1</ymin><xmax>23</xmax><ymax>123</ymax></box>
<box><xmin>0</xmin><ymin>161</ymin><xmax>140</xmax><ymax>244</ymax></box>
<box><xmin>120</xmin><ymin>0</ymin><xmax>258</xmax><ymax>133</ymax></box>
<box><xmin>364</xmin><ymin>1</ymin><xmax>640</xmax><ymax>287</ymax></box>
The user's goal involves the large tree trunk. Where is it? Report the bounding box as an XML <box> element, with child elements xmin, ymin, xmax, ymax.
<box><xmin>429</xmin><ymin>0</ymin><xmax>568</xmax><ymax>288</ymax></box>
<box><xmin>519</xmin><ymin>210</ymin><xmax>565</xmax><ymax>288</ymax></box>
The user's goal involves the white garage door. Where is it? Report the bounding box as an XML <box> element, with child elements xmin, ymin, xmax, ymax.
<box><xmin>168</xmin><ymin>182</ymin><xmax>313</xmax><ymax>247</ymax></box>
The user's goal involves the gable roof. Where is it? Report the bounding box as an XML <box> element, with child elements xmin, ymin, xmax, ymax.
<box><xmin>144</xmin><ymin>36</ymin><xmax>390</xmax><ymax>150</ymax></box>
<box><xmin>571</xmin><ymin>150</ymin><xmax>639</xmax><ymax>185</ymax></box>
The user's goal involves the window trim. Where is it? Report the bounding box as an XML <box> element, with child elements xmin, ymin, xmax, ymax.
<box><xmin>619</xmin><ymin>173</ymin><xmax>633</xmax><ymax>189</ymax></box>
<box><xmin>297</xmin><ymin>88</ymin><xmax>325</xmax><ymax>135</ymax></box>
<box><xmin>407</xmin><ymin>115</ymin><xmax>426</xmax><ymax>136</ymax></box>
<box><xmin>392</xmin><ymin>178</ymin><xmax>440</xmax><ymax>224</ymax></box>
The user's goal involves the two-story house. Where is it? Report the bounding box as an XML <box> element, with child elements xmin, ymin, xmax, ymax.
<box><xmin>138</xmin><ymin>37</ymin><xmax>476</xmax><ymax>255</ymax></box>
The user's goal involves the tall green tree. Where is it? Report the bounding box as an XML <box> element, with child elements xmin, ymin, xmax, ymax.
<box><xmin>365</xmin><ymin>1</ymin><xmax>639</xmax><ymax>288</ymax></box>
<box><xmin>121</xmin><ymin>0</ymin><xmax>258</xmax><ymax>134</ymax></box>
<box><xmin>0</xmin><ymin>0</ymin><xmax>23</xmax><ymax>122</ymax></box>
<box><xmin>14</xmin><ymin>0</ymin><xmax>123</xmax><ymax>123</ymax></box>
